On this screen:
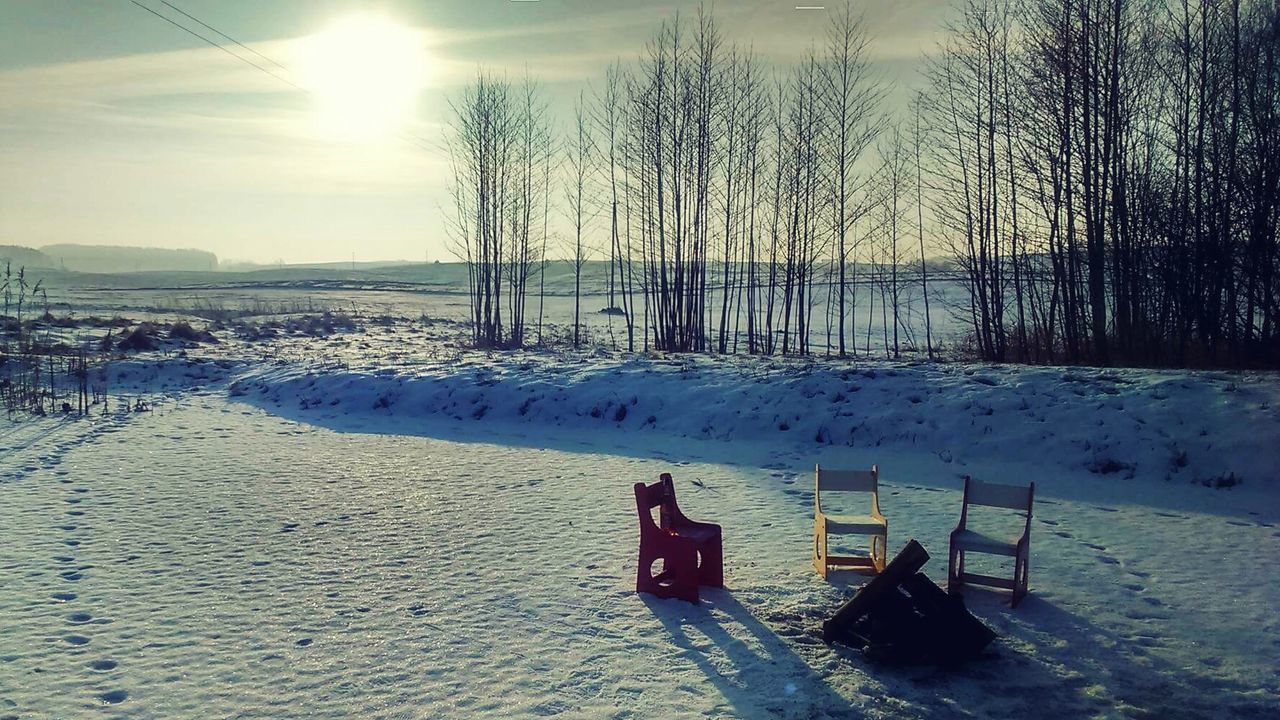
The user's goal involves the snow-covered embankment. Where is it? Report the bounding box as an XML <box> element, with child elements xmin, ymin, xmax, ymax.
<box><xmin>228</xmin><ymin>355</ymin><xmax>1279</xmax><ymax>488</ymax></box>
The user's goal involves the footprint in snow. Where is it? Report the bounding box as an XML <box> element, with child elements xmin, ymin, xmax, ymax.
<box><xmin>88</xmin><ymin>659</ymin><xmax>117</xmax><ymax>672</ymax></box>
<box><xmin>1125</xmin><ymin>608</ymin><xmax>1170</xmax><ymax>621</ymax></box>
<box><xmin>63</xmin><ymin>634</ymin><xmax>91</xmax><ymax>646</ymax></box>
<box><xmin>99</xmin><ymin>689</ymin><xmax>128</xmax><ymax>704</ymax></box>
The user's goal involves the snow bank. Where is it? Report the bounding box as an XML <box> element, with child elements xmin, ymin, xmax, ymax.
<box><xmin>105</xmin><ymin>358</ymin><xmax>242</xmax><ymax>395</ymax></box>
<box><xmin>229</xmin><ymin>354</ymin><xmax>1279</xmax><ymax>487</ymax></box>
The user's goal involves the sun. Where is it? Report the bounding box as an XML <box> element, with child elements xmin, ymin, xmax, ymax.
<box><xmin>295</xmin><ymin>14</ymin><xmax>428</xmax><ymax>141</ymax></box>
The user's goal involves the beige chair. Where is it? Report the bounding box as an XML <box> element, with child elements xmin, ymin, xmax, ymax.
<box><xmin>948</xmin><ymin>475</ymin><xmax>1034</xmax><ymax>607</ymax></box>
<box><xmin>813</xmin><ymin>464</ymin><xmax>888</xmax><ymax>578</ymax></box>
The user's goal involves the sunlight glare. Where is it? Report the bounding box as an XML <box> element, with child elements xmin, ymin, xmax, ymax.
<box><xmin>295</xmin><ymin>14</ymin><xmax>428</xmax><ymax>141</ymax></box>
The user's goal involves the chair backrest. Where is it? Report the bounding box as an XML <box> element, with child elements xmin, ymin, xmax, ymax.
<box><xmin>964</xmin><ymin>477</ymin><xmax>1034</xmax><ymax>512</ymax></box>
<box><xmin>815</xmin><ymin>464</ymin><xmax>879</xmax><ymax>494</ymax></box>
<box><xmin>635</xmin><ymin>477</ymin><xmax>671</xmax><ymax>510</ymax></box>
<box><xmin>634</xmin><ymin>473</ymin><xmax>679</xmax><ymax>530</ymax></box>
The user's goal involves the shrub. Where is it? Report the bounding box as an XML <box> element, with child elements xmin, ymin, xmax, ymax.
<box><xmin>118</xmin><ymin>325</ymin><xmax>157</xmax><ymax>352</ymax></box>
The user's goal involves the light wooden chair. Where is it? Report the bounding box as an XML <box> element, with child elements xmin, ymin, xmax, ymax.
<box><xmin>948</xmin><ymin>475</ymin><xmax>1034</xmax><ymax>607</ymax></box>
<box><xmin>813</xmin><ymin>464</ymin><xmax>888</xmax><ymax>578</ymax></box>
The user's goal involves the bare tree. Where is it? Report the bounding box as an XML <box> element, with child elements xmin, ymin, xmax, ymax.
<box><xmin>821</xmin><ymin>2</ymin><xmax>885</xmax><ymax>356</ymax></box>
<box><xmin>563</xmin><ymin>91</ymin><xmax>596</xmax><ymax>349</ymax></box>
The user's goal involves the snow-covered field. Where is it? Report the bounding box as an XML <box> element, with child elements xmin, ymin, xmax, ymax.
<box><xmin>39</xmin><ymin>269</ymin><xmax>970</xmax><ymax>358</ymax></box>
<box><xmin>2</xmin><ymin>311</ymin><xmax>1279</xmax><ymax>718</ymax></box>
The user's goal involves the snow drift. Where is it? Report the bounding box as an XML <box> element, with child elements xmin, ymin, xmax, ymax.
<box><xmin>227</xmin><ymin>354</ymin><xmax>1280</xmax><ymax>488</ymax></box>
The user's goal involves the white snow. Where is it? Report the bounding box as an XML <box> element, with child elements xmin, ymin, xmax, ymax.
<box><xmin>231</xmin><ymin>350</ymin><xmax>1280</xmax><ymax>488</ymax></box>
<box><xmin>2</xmin><ymin>326</ymin><xmax>1279</xmax><ymax>718</ymax></box>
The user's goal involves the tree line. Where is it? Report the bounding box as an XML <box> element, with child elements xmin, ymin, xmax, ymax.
<box><xmin>446</xmin><ymin>0</ymin><xmax>1279</xmax><ymax>368</ymax></box>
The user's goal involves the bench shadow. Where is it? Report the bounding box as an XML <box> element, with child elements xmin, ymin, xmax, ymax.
<box><xmin>641</xmin><ymin>589</ymin><xmax>860</xmax><ymax>719</ymax></box>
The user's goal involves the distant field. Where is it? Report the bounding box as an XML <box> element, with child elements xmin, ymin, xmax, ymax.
<box><xmin>30</xmin><ymin>263</ymin><xmax>970</xmax><ymax>357</ymax></box>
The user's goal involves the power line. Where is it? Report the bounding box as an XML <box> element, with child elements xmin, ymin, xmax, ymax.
<box><xmin>127</xmin><ymin>0</ymin><xmax>446</xmax><ymax>156</ymax></box>
<box><xmin>160</xmin><ymin>0</ymin><xmax>290</xmax><ymax>73</ymax></box>
<box><xmin>127</xmin><ymin>0</ymin><xmax>304</xmax><ymax>92</ymax></box>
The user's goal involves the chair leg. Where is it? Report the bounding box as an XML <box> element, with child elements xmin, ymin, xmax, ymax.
<box><xmin>698</xmin><ymin>534</ymin><xmax>724</xmax><ymax>588</ymax></box>
<box><xmin>813</xmin><ymin>526</ymin><xmax>828</xmax><ymax>579</ymax></box>
<box><xmin>672</xmin><ymin>549</ymin><xmax>700</xmax><ymax>603</ymax></box>
<box><xmin>637</xmin><ymin>544</ymin><xmax>700</xmax><ymax>603</ymax></box>
<box><xmin>869</xmin><ymin>533</ymin><xmax>886</xmax><ymax>573</ymax></box>
<box><xmin>1012</xmin><ymin>552</ymin><xmax>1029</xmax><ymax>608</ymax></box>
<box><xmin>948</xmin><ymin>544</ymin><xmax>964</xmax><ymax>595</ymax></box>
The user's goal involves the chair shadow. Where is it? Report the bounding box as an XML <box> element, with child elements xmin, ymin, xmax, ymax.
<box><xmin>641</xmin><ymin>578</ymin><xmax>1277</xmax><ymax>720</ymax></box>
<box><xmin>641</xmin><ymin>589</ymin><xmax>860</xmax><ymax>719</ymax></box>
<box><xmin>939</xmin><ymin>586</ymin><xmax>1279</xmax><ymax>719</ymax></box>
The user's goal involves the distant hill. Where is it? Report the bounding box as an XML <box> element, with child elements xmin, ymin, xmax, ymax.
<box><xmin>219</xmin><ymin>259</ymin><xmax>420</xmax><ymax>272</ymax></box>
<box><xmin>0</xmin><ymin>245</ymin><xmax>55</xmax><ymax>269</ymax></box>
<box><xmin>40</xmin><ymin>244</ymin><xmax>218</xmax><ymax>273</ymax></box>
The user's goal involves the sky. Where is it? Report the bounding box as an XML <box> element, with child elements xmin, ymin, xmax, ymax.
<box><xmin>0</xmin><ymin>1</ymin><xmax>948</xmax><ymax>265</ymax></box>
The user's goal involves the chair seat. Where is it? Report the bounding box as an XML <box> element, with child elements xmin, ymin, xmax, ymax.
<box><xmin>670</xmin><ymin>522</ymin><xmax>720</xmax><ymax>544</ymax></box>
<box><xmin>952</xmin><ymin>529</ymin><xmax>1020</xmax><ymax>556</ymax></box>
<box><xmin>822</xmin><ymin>513</ymin><xmax>887</xmax><ymax>536</ymax></box>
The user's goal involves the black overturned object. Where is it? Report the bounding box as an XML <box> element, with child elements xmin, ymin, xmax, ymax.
<box><xmin>821</xmin><ymin>539</ymin><xmax>996</xmax><ymax>665</ymax></box>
